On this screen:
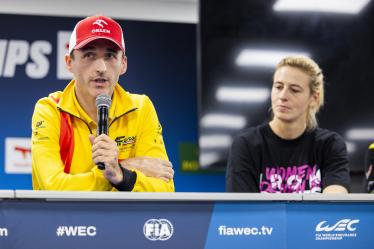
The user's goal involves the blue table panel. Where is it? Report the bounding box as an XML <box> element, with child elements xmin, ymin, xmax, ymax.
<box><xmin>0</xmin><ymin>200</ymin><xmax>213</xmax><ymax>249</ymax></box>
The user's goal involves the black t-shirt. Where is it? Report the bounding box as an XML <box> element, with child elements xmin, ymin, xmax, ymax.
<box><xmin>365</xmin><ymin>144</ymin><xmax>374</xmax><ymax>193</ymax></box>
<box><xmin>226</xmin><ymin>123</ymin><xmax>350</xmax><ymax>193</ymax></box>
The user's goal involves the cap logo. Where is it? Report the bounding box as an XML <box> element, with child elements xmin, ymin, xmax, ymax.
<box><xmin>69</xmin><ymin>16</ymin><xmax>125</xmax><ymax>53</ymax></box>
<box><xmin>91</xmin><ymin>19</ymin><xmax>110</xmax><ymax>34</ymax></box>
<box><xmin>93</xmin><ymin>19</ymin><xmax>108</xmax><ymax>28</ymax></box>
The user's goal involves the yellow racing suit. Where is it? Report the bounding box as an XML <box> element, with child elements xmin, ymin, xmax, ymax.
<box><xmin>31</xmin><ymin>80</ymin><xmax>174</xmax><ymax>192</ymax></box>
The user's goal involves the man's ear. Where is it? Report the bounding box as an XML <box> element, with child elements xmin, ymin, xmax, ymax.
<box><xmin>120</xmin><ymin>54</ymin><xmax>127</xmax><ymax>75</ymax></box>
<box><xmin>65</xmin><ymin>53</ymin><xmax>73</xmax><ymax>73</ymax></box>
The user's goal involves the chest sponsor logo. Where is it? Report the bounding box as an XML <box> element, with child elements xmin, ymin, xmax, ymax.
<box><xmin>154</xmin><ymin>123</ymin><xmax>164</xmax><ymax>145</ymax></box>
<box><xmin>115</xmin><ymin>136</ymin><xmax>136</xmax><ymax>151</ymax></box>
<box><xmin>35</xmin><ymin>120</ymin><xmax>45</xmax><ymax>129</ymax></box>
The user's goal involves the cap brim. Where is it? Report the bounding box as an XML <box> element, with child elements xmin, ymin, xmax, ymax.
<box><xmin>73</xmin><ymin>36</ymin><xmax>124</xmax><ymax>52</ymax></box>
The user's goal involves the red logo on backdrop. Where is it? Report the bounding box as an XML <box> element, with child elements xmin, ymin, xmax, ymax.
<box><xmin>14</xmin><ymin>146</ymin><xmax>31</xmax><ymax>159</ymax></box>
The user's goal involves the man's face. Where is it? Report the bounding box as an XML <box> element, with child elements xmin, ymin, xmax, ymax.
<box><xmin>65</xmin><ymin>39</ymin><xmax>127</xmax><ymax>100</ymax></box>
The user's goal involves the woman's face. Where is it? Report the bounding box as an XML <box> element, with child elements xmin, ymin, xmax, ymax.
<box><xmin>271</xmin><ymin>66</ymin><xmax>317</xmax><ymax>125</ymax></box>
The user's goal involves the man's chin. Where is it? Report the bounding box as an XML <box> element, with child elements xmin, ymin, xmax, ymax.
<box><xmin>92</xmin><ymin>89</ymin><xmax>111</xmax><ymax>98</ymax></box>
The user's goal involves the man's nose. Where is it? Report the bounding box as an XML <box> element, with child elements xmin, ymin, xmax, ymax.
<box><xmin>94</xmin><ymin>58</ymin><xmax>107</xmax><ymax>73</ymax></box>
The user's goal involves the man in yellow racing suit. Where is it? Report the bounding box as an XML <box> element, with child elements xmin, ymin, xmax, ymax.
<box><xmin>31</xmin><ymin>15</ymin><xmax>174</xmax><ymax>192</ymax></box>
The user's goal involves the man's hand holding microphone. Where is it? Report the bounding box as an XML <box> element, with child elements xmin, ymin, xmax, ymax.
<box><xmin>90</xmin><ymin>94</ymin><xmax>173</xmax><ymax>188</ymax></box>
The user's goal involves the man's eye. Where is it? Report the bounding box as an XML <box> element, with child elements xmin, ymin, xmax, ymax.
<box><xmin>106</xmin><ymin>53</ymin><xmax>116</xmax><ymax>59</ymax></box>
<box><xmin>83</xmin><ymin>53</ymin><xmax>94</xmax><ymax>58</ymax></box>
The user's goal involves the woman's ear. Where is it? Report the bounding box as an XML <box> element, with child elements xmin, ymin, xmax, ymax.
<box><xmin>309</xmin><ymin>91</ymin><xmax>320</xmax><ymax>109</ymax></box>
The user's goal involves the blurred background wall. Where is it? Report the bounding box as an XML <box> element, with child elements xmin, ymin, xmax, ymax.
<box><xmin>0</xmin><ymin>0</ymin><xmax>226</xmax><ymax>192</ymax></box>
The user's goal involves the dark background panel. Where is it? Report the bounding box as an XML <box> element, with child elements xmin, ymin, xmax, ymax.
<box><xmin>198</xmin><ymin>0</ymin><xmax>374</xmax><ymax>192</ymax></box>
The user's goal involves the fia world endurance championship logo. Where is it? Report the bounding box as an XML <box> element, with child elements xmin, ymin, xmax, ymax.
<box><xmin>315</xmin><ymin>219</ymin><xmax>359</xmax><ymax>240</ymax></box>
<box><xmin>143</xmin><ymin>219</ymin><xmax>173</xmax><ymax>241</ymax></box>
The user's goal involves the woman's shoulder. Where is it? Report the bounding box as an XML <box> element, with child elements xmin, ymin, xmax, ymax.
<box><xmin>312</xmin><ymin>127</ymin><xmax>345</xmax><ymax>145</ymax></box>
<box><xmin>235</xmin><ymin>123</ymin><xmax>268</xmax><ymax>145</ymax></box>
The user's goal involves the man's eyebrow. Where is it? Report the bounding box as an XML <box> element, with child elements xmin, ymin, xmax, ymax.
<box><xmin>79</xmin><ymin>46</ymin><xmax>95</xmax><ymax>52</ymax></box>
<box><xmin>77</xmin><ymin>44</ymin><xmax>121</xmax><ymax>55</ymax></box>
<box><xmin>105</xmin><ymin>48</ymin><xmax>118</xmax><ymax>53</ymax></box>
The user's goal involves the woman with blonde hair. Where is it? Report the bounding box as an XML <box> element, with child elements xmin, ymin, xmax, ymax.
<box><xmin>226</xmin><ymin>56</ymin><xmax>350</xmax><ymax>193</ymax></box>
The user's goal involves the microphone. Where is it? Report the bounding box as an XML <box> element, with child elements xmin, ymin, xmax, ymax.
<box><xmin>96</xmin><ymin>93</ymin><xmax>112</xmax><ymax>170</ymax></box>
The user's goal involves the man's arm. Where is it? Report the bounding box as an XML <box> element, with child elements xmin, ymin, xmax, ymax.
<box><xmin>32</xmin><ymin>98</ymin><xmax>112</xmax><ymax>191</ymax></box>
<box><xmin>120</xmin><ymin>157</ymin><xmax>174</xmax><ymax>182</ymax></box>
<box><xmin>89</xmin><ymin>134</ymin><xmax>174</xmax><ymax>192</ymax></box>
<box><xmin>113</xmin><ymin>96</ymin><xmax>174</xmax><ymax>192</ymax></box>
<box><xmin>323</xmin><ymin>185</ymin><xmax>348</xmax><ymax>193</ymax></box>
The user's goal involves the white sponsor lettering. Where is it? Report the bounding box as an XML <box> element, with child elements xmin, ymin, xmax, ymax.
<box><xmin>315</xmin><ymin>219</ymin><xmax>359</xmax><ymax>241</ymax></box>
<box><xmin>316</xmin><ymin>219</ymin><xmax>359</xmax><ymax>232</ymax></box>
<box><xmin>218</xmin><ymin>225</ymin><xmax>273</xmax><ymax>236</ymax></box>
<box><xmin>0</xmin><ymin>40</ymin><xmax>7</xmax><ymax>75</ymax></box>
<box><xmin>91</xmin><ymin>28</ymin><xmax>110</xmax><ymax>34</ymax></box>
<box><xmin>56</xmin><ymin>31</ymin><xmax>72</xmax><ymax>80</ymax></box>
<box><xmin>0</xmin><ymin>227</ymin><xmax>8</xmax><ymax>237</ymax></box>
<box><xmin>143</xmin><ymin>219</ymin><xmax>173</xmax><ymax>241</ymax></box>
<box><xmin>26</xmin><ymin>41</ymin><xmax>52</xmax><ymax>78</ymax></box>
<box><xmin>0</xmin><ymin>39</ymin><xmax>51</xmax><ymax>79</ymax></box>
<box><xmin>3</xmin><ymin>40</ymin><xmax>29</xmax><ymax>77</ymax></box>
<box><xmin>56</xmin><ymin>226</ymin><xmax>96</xmax><ymax>237</ymax></box>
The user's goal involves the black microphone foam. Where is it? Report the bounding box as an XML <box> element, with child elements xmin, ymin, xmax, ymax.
<box><xmin>96</xmin><ymin>94</ymin><xmax>112</xmax><ymax>170</ymax></box>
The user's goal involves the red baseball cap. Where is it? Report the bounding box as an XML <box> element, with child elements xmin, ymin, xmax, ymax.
<box><xmin>68</xmin><ymin>15</ymin><xmax>125</xmax><ymax>53</ymax></box>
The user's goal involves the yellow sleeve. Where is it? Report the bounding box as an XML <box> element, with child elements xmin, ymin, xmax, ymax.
<box><xmin>31</xmin><ymin>98</ymin><xmax>112</xmax><ymax>191</ymax></box>
<box><xmin>132</xmin><ymin>96</ymin><xmax>175</xmax><ymax>192</ymax></box>
<box><xmin>132</xmin><ymin>170</ymin><xmax>175</xmax><ymax>192</ymax></box>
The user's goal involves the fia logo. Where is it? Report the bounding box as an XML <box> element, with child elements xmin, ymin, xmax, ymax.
<box><xmin>316</xmin><ymin>219</ymin><xmax>359</xmax><ymax>232</ymax></box>
<box><xmin>143</xmin><ymin>219</ymin><xmax>173</xmax><ymax>241</ymax></box>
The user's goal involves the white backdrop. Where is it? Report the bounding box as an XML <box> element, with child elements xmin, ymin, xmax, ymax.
<box><xmin>0</xmin><ymin>0</ymin><xmax>198</xmax><ymax>23</ymax></box>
